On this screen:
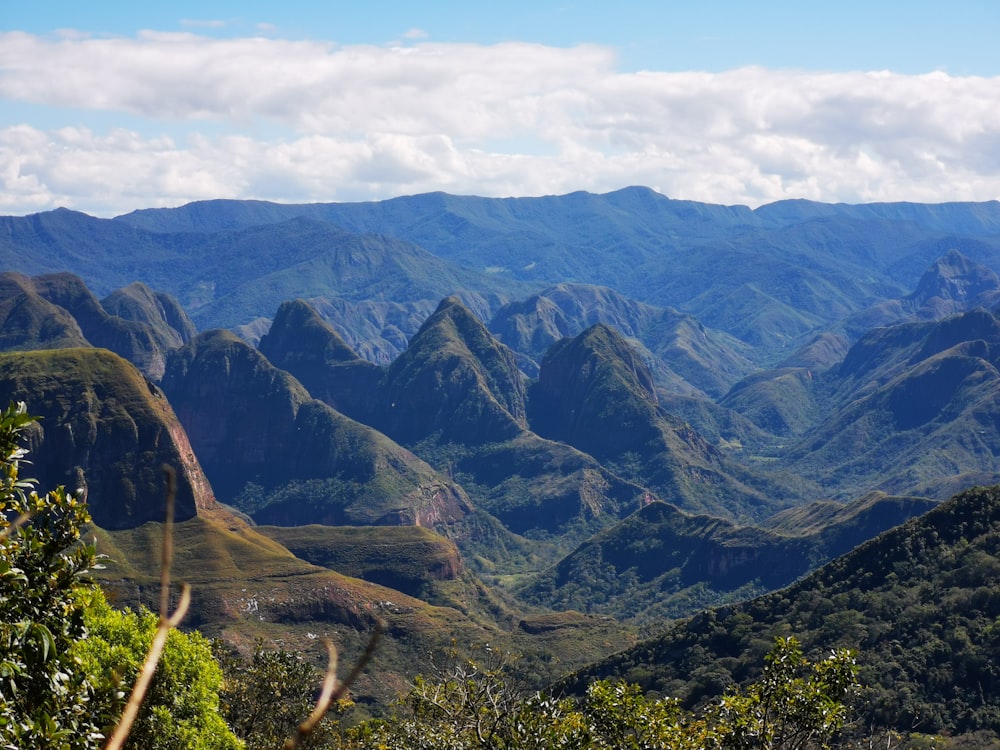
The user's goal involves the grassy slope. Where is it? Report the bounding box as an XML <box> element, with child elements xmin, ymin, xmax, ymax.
<box><xmin>93</xmin><ymin>510</ymin><xmax>637</xmax><ymax>707</ymax></box>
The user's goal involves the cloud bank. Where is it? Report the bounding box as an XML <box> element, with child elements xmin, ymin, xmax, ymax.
<box><xmin>1</xmin><ymin>31</ymin><xmax>999</xmax><ymax>216</ymax></box>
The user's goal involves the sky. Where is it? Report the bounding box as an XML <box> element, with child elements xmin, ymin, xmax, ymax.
<box><xmin>2</xmin><ymin>1</ymin><xmax>1000</xmax><ymax>217</ymax></box>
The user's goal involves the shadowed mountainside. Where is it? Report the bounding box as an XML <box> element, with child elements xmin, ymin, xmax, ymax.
<box><xmin>488</xmin><ymin>283</ymin><xmax>754</xmax><ymax>397</ymax></box>
<box><xmin>161</xmin><ymin>328</ymin><xmax>471</xmax><ymax>527</ymax></box>
<box><xmin>0</xmin><ymin>348</ymin><xmax>212</xmax><ymax>528</ymax></box>
<box><xmin>779</xmin><ymin>308</ymin><xmax>1000</xmax><ymax>498</ymax></box>
<box><xmin>0</xmin><ymin>271</ymin><xmax>88</xmax><ymax>351</ymax></box>
<box><xmin>257</xmin><ymin>298</ymin><xmax>382</xmax><ymax>414</ymax></box>
<box><xmin>521</xmin><ymin>489</ymin><xmax>937</xmax><ymax>624</ymax></box>
<box><xmin>528</xmin><ymin>323</ymin><xmax>804</xmax><ymax>521</ymax></box>
<box><xmin>0</xmin><ymin>271</ymin><xmax>192</xmax><ymax>380</ymax></box>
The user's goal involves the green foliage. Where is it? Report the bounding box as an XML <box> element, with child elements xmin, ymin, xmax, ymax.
<box><xmin>214</xmin><ymin>640</ymin><xmax>338</xmax><ymax>750</ymax></box>
<box><xmin>708</xmin><ymin>636</ymin><xmax>858</xmax><ymax>750</ymax></box>
<box><xmin>343</xmin><ymin>645</ymin><xmax>590</xmax><ymax>750</ymax></box>
<box><xmin>583</xmin><ymin>680</ymin><xmax>699</xmax><ymax>749</ymax></box>
<box><xmin>567</xmin><ymin>485</ymin><xmax>1000</xmax><ymax>737</ymax></box>
<box><xmin>76</xmin><ymin>593</ymin><xmax>242</xmax><ymax>750</ymax></box>
<box><xmin>0</xmin><ymin>401</ymin><xmax>104</xmax><ymax>748</ymax></box>
<box><xmin>340</xmin><ymin>638</ymin><xmax>858</xmax><ymax>750</ymax></box>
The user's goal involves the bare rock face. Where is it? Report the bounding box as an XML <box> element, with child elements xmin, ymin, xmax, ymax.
<box><xmin>0</xmin><ymin>348</ymin><xmax>215</xmax><ymax>528</ymax></box>
<box><xmin>908</xmin><ymin>249</ymin><xmax>1000</xmax><ymax>314</ymax></box>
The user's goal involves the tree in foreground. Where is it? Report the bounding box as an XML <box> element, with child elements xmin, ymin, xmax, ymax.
<box><xmin>214</xmin><ymin>639</ymin><xmax>342</xmax><ymax>750</ymax></box>
<box><xmin>0</xmin><ymin>402</ymin><xmax>242</xmax><ymax>749</ymax></box>
<box><xmin>709</xmin><ymin>636</ymin><xmax>858</xmax><ymax>750</ymax></box>
<box><xmin>341</xmin><ymin>637</ymin><xmax>858</xmax><ymax>750</ymax></box>
<box><xmin>77</xmin><ymin>592</ymin><xmax>242</xmax><ymax>750</ymax></box>
<box><xmin>0</xmin><ymin>402</ymin><xmax>104</xmax><ymax>748</ymax></box>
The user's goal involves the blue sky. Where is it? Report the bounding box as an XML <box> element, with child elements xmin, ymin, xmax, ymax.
<box><xmin>7</xmin><ymin>1</ymin><xmax>1000</xmax><ymax>74</ymax></box>
<box><xmin>2</xmin><ymin>1</ymin><xmax>1000</xmax><ymax>215</ymax></box>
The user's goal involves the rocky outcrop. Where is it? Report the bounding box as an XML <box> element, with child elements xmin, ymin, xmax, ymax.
<box><xmin>489</xmin><ymin>283</ymin><xmax>658</xmax><ymax>361</ymax></box>
<box><xmin>101</xmin><ymin>281</ymin><xmax>197</xmax><ymax>346</ymax></box>
<box><xmin>847</xmin><ymin>250</ymin><xmax>1000</xmax><ymax>335</ymax></box>
<box><xmin>0</xmin><ymin>272</ymin><xmax>88</xmax><ymax>351</ymax></box>
<box><xmin>530</xmin><ymin>323</ymin><xmax>660</xmax><ymax>457</ymax></box>
<box><xmin>18</xmin><ymin>272</ymin><xmax>183</xmax><ymax>380</ymax></box>
<box><xmin>909</xmin><ymin>249</ymin><xmax>1000</xmax><ymax>315</ymax></box>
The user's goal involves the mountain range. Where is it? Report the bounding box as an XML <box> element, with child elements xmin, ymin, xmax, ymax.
<box><xmin>5</xmin><ymin>188</ymin><xmax>1000</xmax><ymax>733</ymax></box>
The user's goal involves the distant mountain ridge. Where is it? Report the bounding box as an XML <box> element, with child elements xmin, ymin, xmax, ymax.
<box><xmin>7</xmin><ymin>189</ymin><xmax>1000</xmax><ymax>367</ymax></box>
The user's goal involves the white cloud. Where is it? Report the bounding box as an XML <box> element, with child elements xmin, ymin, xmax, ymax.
<box><xmin>179</xmin><ymin>19</ymin><xmax>229</xmax><ymax>29</ymax></box>
<box><xmin>1</xmin><ymin>31</ymin><xmax>999</xmax><ymax>216</ymax></box>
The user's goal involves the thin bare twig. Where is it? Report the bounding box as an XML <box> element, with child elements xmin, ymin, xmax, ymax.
<box><xmin>104</xmin><ymin>466</ymin><xmax>189</xmax><ymax>750</ymax></box>
<box><xmin>0</xmin><ymin>511</ymin><xmax>31</xmax><ymax>542</ymax></box>
<box><xmin>282</xmin><ymin>621</ymin><xmax>384</xmax><ymax>750</ymax></box>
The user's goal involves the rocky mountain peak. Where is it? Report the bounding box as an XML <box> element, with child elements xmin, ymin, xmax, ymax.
<box><xmin>101</xmin><ymin>281</ymin><xmax>197</xmax><ymax>346</ymax></box>
<box><xmin>261</xmin><ymin>299</ymin><xmax>360</xmax><ymax>364</ymax></box>
<box><xmin>258</xmin><ymin>299</ymin><xmax>383</xmax><ymax>415</ymax></box>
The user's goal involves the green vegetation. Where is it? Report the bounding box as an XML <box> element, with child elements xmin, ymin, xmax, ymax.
<box><xmin>0</xmin><ymin>271</ymin><xmax>89</xmax><ymax>351</ymax></box>
<box><xmin>0</xmin><ymin>402</ymin><xmax>239</xmax><ymax>748</ymax></box>
<box><xmin>0</xmin><ymin>402</ymin><xmax>104</xmax><ymax>748</ymax></box>
<box><xmin>339</xmin><ymin>637</ymin><xmax>858</xmax><ymax>750</ymax></box>
<box><xmin>519</xmin><ymin>501</ymin><xmax>811</xmax><ymax>623</ymax></box>
<box><xmin>257</xmin><ymin>524</ymin><xmax>463</xmax><ymax>599</ymax></box>
<box><xmin>78</xmin><ymin>592</ymin><xmax>242</xmax><ymax>749</ymax></box>
<box><xmin>214</xmin><ymin>639</ymin><xmax>340</xmax><ymax>750</ymax></box>
<box><xmin>8</xmin><ymin>372</ymin><xmax>1000</xmax><ymax>748</ymax></box>
<box><xmin>527</xmin><ymin>322</ymin><xmax>800</xmax><ymax>523</ymax></box>
<box><xmin>564</xmin><ymin>485</ymin><xmax>1000</xmax><ymax>738</ymax></box>
<box><xmin>14</xmin><ymin>212</ymin><xmax>1000</xmax><ymax>746</ymax></box>
<box><xmin>780</xmin><ymin>308</ymin><xmax>1000</xmax><ymax>501</ymax></box>
<box><xmin>520</xmin><ymin>493</ymin><xmax>941</xmax><ymax>625</ymax></box>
